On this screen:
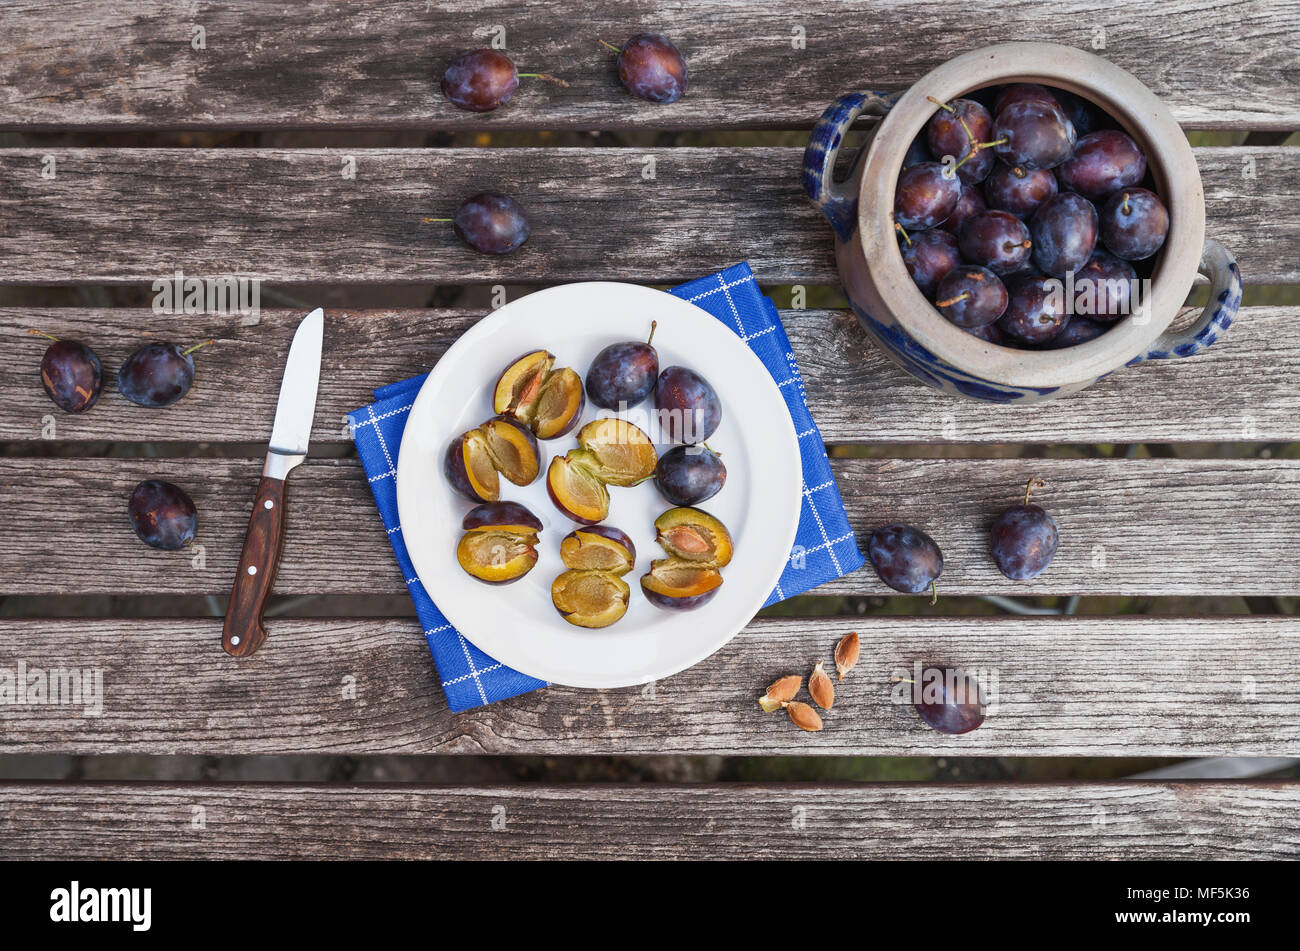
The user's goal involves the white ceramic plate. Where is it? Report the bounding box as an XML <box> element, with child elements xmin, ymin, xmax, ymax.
<box><xmin>395</xmin><ymin>282</ymin><xmax>802</xmax><ymax>688</ymax></box>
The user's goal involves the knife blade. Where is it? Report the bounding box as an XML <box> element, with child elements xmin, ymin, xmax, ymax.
<box><xmin>222</xmin><ymin>308</ymin><xmax>324</xmax><ymax>657</ymax></box>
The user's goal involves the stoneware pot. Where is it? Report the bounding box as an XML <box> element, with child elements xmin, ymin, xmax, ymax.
<box><xmin>803</xmin><ymin>42</ymin><xmax>1240</xmax><ymax>403</ymax></box>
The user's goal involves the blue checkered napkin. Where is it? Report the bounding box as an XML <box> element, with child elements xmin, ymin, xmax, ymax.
<box><xmin>349</xmin><ymin>262</ymin><xmax>864</xmax><ymax>711</ymax></box>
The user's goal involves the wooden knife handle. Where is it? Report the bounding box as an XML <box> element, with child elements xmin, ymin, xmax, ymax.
<box><xmin>222</xmin><ymin>475</ymin><xmax>287</xmax><ymax>657</ymax></box>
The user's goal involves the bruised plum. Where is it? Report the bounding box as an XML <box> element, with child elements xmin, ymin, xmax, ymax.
<box><xmin>127</xmin><ymin>480</ymin><xmax>197</xmax><ymax>550</ymax></box>
<box><xmin>34</xmin><ymin>332</ymin><xmax>102</xmax><ymax>413</ymax></box>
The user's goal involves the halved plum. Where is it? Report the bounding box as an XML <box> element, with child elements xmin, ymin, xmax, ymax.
<box><xmin>654</xmin><ymin>507</ymin><xmax>733</xmax><ymax>566</ymax></box>
<box><xmin>571</xmin><ymin>418</ymin><xmax>657</xmax><ymax>486</ymax></box>
<box><xmin>444</xmin><ymin>416</ymin><xmax>540</xmax><ymax>502</ymax></box>
<box><xmin>493</xmin><ymin>350</ymin><xmax>553</xmax><ymax>421</ymax></box>
<box><xmin>546</xmin><ymin>453</ymin><xmax>610</xmax><ymax>524</ymax></box>
<box><xmin>552</xmin><ymin>524</ymin><xmax>635</xmax><ymax>628</ymax></box>
<box><xmin>552</xmin><ymin>570</ymin><xmax>631</xmax><ymax>628</ymax></box>
<box><xmin>532</xmin><ymin>367</ymin><xmax>585</xmax><ymax>439</ymax></box>
<box><xmin>456</xmin><ymin>501</ymin><xmax>543</xmax><ymax>584</ymax></box>
<box><xmin>493</xmin><ymin>350</ymin><xmax>584</xmax><ymax>439</ymax></box>
<box><xmin>641</xmin><ymin>507</ymin><xmax>734</xmax><ymax>611</ymax></box>
<box><xmin>444</xmin><ymin>429</ymin><xmax>500</xmax><ymax>502</ymax></box>
<box><xmin>462</xmin><ymin>500</ymin><xmax>543</xmax><ymax>534</ymax></box>
<box><xmin>545</xmin><ymin>419</ymin><xmax>657</xmax><ymax>523</ymax></box>
<box><xmin>640</xmin><ymin>559</ymin><xmax>723</xmax><ymax>611</ymax></box>
<box><xmin>559</xmin><ymin>525</ymin><xmax>636</xmax><ymax>572</ymax></box>
<box><xmin>481</xmin><ymin>416</ymin><xmax>540</xmax><ymax>485</ymax></box>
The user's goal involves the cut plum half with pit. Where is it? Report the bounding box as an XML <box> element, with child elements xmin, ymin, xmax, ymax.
<box><xmin>493</xmin><ymin>350</ymin><xmax>585</xmax><ymax>439</ymax></box>
<box><xmin>641</xmin><ymin>507</ymin><xmax>734</xmax><ymax>611</ymax></box>
<box><xmin>456</xmin><ymin>501</ymin><xmax>543</xmax><ymax>584</ymax></box>
<box><xmin>641</xmin><ymin>559</ymin><xmax>724</xmax><ymax>611</ymax></box>
<box><xmin>444</xmin><ymin>415</ymin><xmax>540</xmax><ymax>503</ymax></box>
<box><xmin>654</xmin><ymin>506</ymin><xmax>733</xmax><ymax>565</ymax></box>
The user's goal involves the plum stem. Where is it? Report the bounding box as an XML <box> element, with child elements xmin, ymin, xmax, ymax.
<box><xmin>28</xmin><ymin>329</ymin><xmax>59</xmax><ymax>342</ymax></box>
<box><xmin>646</xmin><ymin>320</ymin><xmax>657</xmax><ymax>347</ymax></box>
<box><xmin>935</xmin><ymin>292</ymin><xmax>969</xmax><ymax>308</ymax></box>
<box><xmin>703</xmin><ymin>442</ymin><xmax>719</xmax><ymax>456</ymax></box>
<box><xmin>951</xmin><ymin>136</ymin><xmax>1009</xmax><ymax>173</ymax></box>
<box><xmin>1024</xmin><ymin>477</ymin><xmax>1047</xmax><ymax>505</ymax></box>
<box><xmin>894</xmin><ymin>221</ymin><xmax>912</xmax><ymax>246</ymax></box>
<box><xmin>422</xmin><ymin>217</ymin><xmax>452</xmax><ymax>223</ymax></box>
<box><xmin>890</xmin><ymin>676</ymin><xmax>916</xmax><ymax>685</ymax></box>
<box><xmin>598</xmin><ymin>39</ymin><xmax>623</xmax><ymax>53</ymax></box>
<box><xmin>926</xmin><ymin>95</ymin><xmax>954</xmax><ymax>114</ymax></box>
<box><xmin>182</xmin><ymin>339</ymin><xmax>216</xmax><ymax>356</ymax></box>
<box><xmin>1120</xmin><ymin>192</ymin><xmax>1131</xmax><ymax>214</ymax></box>
<box><xmin>929</xmin><ymin>580</ymin><xmax>938</xmax><ymax>606</ymax></box>
<box><xmin>517</xmin><ymin>73</ymin><xmax>570</xmax><ymax>88</ymax></box>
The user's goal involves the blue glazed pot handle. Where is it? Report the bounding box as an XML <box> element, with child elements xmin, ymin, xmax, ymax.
<box><xmin>1133</xmin><ymin>239</ymin><xmax>1241</xmax><ymax>362</ymax></box>
<box><xmin>802</xmin><ymin>90</ymin><xmax>899</xmax><ymax>243</ymax></box>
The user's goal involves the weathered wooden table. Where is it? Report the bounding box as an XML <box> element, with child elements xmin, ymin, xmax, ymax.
<box><xmin>1</xmin><ymin>1</ymin><xmax>1298</xmax><ymax>859</ymax></box>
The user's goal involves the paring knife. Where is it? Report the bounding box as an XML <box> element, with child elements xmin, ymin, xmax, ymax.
<box><xmin>222</xmin><ymin>308</ymin><xmax>324</xmax><ymax>657</ymax></box>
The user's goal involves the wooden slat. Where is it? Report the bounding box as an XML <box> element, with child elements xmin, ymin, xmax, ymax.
<box><xmin>0</xmin><ymin>457</ymin><xmax>1295</xmax><ymax>597</ymax></box>
<box><xmin>0</xmin><ymin>616</ymin><xmax>1296</xmax><ymax>756</ymax></box>
<box><xmin>0</xmin><ymin>147</ymin><xmax>1295</xmax><ymax>285</ymax></box>
<box><xmin>1</xmin><ymin>781</ymin><xmax>1295</xmax><ymax>859</ymax></box>
<box><xmin>2</xmin><ymin>1</ymin><xmax>1298</xmax><ymax>131</ymax></box>
<box><xmin>3</xmin><ymin>306</ymin><xmax>1298</xmax><ymax>445</ymax></box>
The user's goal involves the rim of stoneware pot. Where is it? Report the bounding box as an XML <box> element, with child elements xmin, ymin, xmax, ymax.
<box><xmin>858</xmin><ymin>42</ymin><xmax>1205</xmax><ymax>390</ymax></box>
